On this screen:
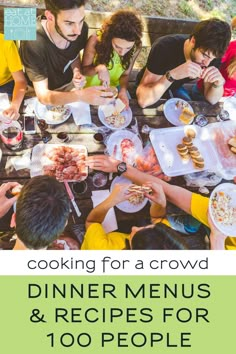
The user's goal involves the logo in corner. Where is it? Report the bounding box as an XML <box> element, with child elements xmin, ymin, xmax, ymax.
<box><xmin>4</xmin><ymin>7</ymin><xmax>36</xmax><ymax>40</ymax></box>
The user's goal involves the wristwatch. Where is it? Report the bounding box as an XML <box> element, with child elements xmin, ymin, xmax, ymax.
<box><xmin>165</xmin><ymin>70</ymin><xmax>175</xmax><ymax>83</ymax></box>
<box><xmin>117</xmin><ymin>162</ymin><xmax>127</xmax><ymax>176</ymax></box>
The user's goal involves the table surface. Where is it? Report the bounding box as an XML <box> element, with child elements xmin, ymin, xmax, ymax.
<box><xmin>0</xmin><ymin>98</ymin><xmax>230</xmax><ymax>249</ymax></box>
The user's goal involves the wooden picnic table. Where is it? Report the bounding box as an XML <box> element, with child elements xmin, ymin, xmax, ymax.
<box><xmin>0</xmin><ymin>98</ymin><xmax>227</xmax><ymax>249</ymax></box>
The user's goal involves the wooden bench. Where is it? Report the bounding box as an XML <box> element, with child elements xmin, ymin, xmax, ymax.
<box><xmin>0</xmin><ymin>5</ymin><xmax>198</xmax><ymax>96</ymax></box>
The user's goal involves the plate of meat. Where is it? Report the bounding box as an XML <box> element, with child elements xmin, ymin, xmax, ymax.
<box><xmin>110</xmin><ymin>176</ymin><xmax>149</xmax><ymax>213</ymax></box>
<box><xmin>30</xmin><ymin>144</ymin><xmax>88</xmax><ymax>182</ymax></box>
<box><xmin>105</xmin><ymin>129</ymin><xmax>143</xmax><ymax>165</ymax></box>
<box><xmin>209</xmin><ymin>183</ymin><xmax>236</xmax><ymax>236</ymax></box>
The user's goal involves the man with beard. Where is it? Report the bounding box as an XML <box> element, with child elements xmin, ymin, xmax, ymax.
<box><xmin>20</xmin><ymin>0</ymin><xmax>113</xmax><ymax>106</ymax></box>
<box><xmin>136</xmin><ymin>18</ymin><xmax>231</xmax><ymax>108</ymax></box>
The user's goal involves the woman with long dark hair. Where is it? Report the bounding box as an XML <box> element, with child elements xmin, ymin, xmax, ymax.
<box><xmin>81</xmin><ymin>10</ymin><xmax>143</xmax><ymax>107</ymax></box>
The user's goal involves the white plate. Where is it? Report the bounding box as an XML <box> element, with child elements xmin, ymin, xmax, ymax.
<box><xmin>163</xmin><ymin>98</ymin><xmax>194</xmax><ymax>126</ymax></box>
<box><xmin>0</xmin><ymin>148</ymin><xmax>2</xmax><ymax>164</ymax></box>
<box><xmin>209</xmin><ymin>183</ymin><xmax>236</xmax><ymax>236</ymax></box>
<box><xmin>106</xmin><ymin>129</ymin><xmax>143</xmax><ymax>165</ymax></box>
<box><xmin>34</xmin><ymin>100</ymin><xmax>71</xmax><ymax>125</ymax></box>
<box><xmin>149</xmin><ymin>125</ymin><xmax>220</xmax><ymax>177</ymax></box>
<box><xmin>30</xmin><ymin>143</ymin><xmax>88</xmax><ymax>182</ymax></box>
<box><xmin>98</xmin><ymin>104</ymin><xmax>132</xmax><ymax>130</ymax></box>
<box><xmin>110</xmin><ymin>176</ymin><xmax>149</xmax><ymax>213</ymax></box>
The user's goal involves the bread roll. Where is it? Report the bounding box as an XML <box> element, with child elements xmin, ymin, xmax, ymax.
<box><xmin>230</xmin><ymin>146</ymin><xmax>236</xmax><ymax>154</ymax></box>
<box><xmin>182</xmin><ymin>136</ymin><xmax>193</xmax><ymax>147</ymax></box>
<box><xmin>228</xmin><ymin>137</ymin><xmax>236</xmax><ymax>148</ymax></box>
<box><xmin>185</xmin><ymin>128</ymin><xmax>196</xmax><ymax>139</ymax></box>
<box><xmin>11</xmin><ymin>184</ymin><xmax>23</xmax><ymax>196</ymax></box>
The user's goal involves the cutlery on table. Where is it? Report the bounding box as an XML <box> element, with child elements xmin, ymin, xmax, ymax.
<box><xmin>109</xmin><ymin>144</ymin><xmax>118</xmax><ymax>180</ymax></box>
<box><xmin>64</xmin><ymin>181</ymin><xmax>81</xmax><ymax>218</ymax></box>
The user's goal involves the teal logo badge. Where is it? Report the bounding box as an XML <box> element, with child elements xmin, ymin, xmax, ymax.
<box><xmin>4</xmin><ymin>8</ymin><xmax>36</xmax><ymax>40</ymax></box>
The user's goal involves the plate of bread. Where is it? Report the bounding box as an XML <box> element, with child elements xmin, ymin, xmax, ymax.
<box><xmin>110</xmin><ymin>176</ymin><xmax>150</xmax><ymax>213</ymax></box>
<box><xmin>163</xmin><ymin>98</ymin><xmax>195</xmax><ymax>126</ymax></box>
<box><xmin>98</xmin><ymin>98</ymin><xmax>132</xmax><ymax>130</ymax></box>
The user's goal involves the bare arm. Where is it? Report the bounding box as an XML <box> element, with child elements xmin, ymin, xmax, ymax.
<box><xmin>124</xmin><ymin>166</ymin><xmax>192</xmax><ymax>214</ymax></box>
<box><xmin>86</xmin><ymin>155</ymin><xmax>193</xmax><ymax>214</ymax></box>
<box><xmin>143</xmin><ymin>182</ymin><xmax>167</xmax><ymax>220</ymax></box>
<box><xmin>3</xmin><ymin>70</ymin><xmax>27</xmax><ymax>120</ymax></box>
<box><xmin>33</xmin><ymin>78</ymin><xmax>114</xmax><ymax>106</ymax></box>
<box><xmin>82</xmin><ymin>34</ymin><xmax>99</xmax><ymax>76</ymax></box>
<box><xmin>136</xmin><ymin>61</ymin><xmax>202</xmax><ymax>108</ymax></box>
<box><xmin>136</xmin><ymin>68</ymin><xmax>171</xmax><ymax>108</ymax></box>
<box><xmin>118</xmin><ymin>47</ymin><xmax>141</xmax><ymax>107</ymax></box>
<box><xmin>85</xmin><ymin>184</ymin><xmax>130</xmax><ymax>229</ymax></box>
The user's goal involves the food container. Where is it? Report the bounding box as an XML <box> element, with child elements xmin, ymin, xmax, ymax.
<box><xmin>149</xmin><ymin>125</ymin><xmax>220</xmax><ymax>177</ymax></box>
<box><xmin>149</xmin><ymin>121</ymin><xmax>236</xmax><ymax>178</ymax></box>
<box><xmin>202</xmin><ymin>120</ymin><xmax>236</xmax><ymax>180</ymax></box>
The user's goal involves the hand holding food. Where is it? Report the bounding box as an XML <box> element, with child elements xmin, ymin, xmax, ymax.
<box><xmin>127</xmin><ymin>184</ymin><xmax>152</xmax><ymax>205</ymax></box>
<box><xmin>11</xmin><ymin>184</ymin><xmax>23</xmax><ymax>196</ymax></box>
<box><xmin>0</xmin><ymin>182</ymin><xmax>21</xmax><ymax>218</ymax></box>
<box><xmin>143</xmin><ymin>182</ymin><xmax>166</xmax><ymax>208</ymax></box>
<box><xmin>109</xmin><ymin>183</ymin><xmax>131</xmax><ymax>204</ymax></box>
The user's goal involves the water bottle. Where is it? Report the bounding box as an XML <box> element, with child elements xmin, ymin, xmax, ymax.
<box><xmin>183</xmin><ymin>215</ymin><xmax>201</xmax><ymax>234</ymax></box>
<box><xmin>0</xmin><ymin>118</ymin><xmax>23</xmax><ymax>151</ymax></box>
<box><xmin>167</xmin><ymin>215</ymin><xmax>201</xmax><ymax>235</ymax></box>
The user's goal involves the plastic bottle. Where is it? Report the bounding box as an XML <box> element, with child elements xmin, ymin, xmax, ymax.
<box><xmin>0</xmin><ymin>117</ymin><xmax>23</xmax><ymax>150</ymax></box>
<box><xmin>167</xmin><ymin>215</ymin><xmax>201</xmax><ymax>234</ymax></box>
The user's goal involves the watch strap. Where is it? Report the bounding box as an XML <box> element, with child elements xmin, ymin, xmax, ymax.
<box><xmin>165</xmin><ymin>70</ymin><xmax>175</xmax><ymax>83</ymax></box>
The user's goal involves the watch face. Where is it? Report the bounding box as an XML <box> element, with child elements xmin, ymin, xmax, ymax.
<box><xmin>117</xmin><ymin>162</ymin><xmax>127</xmax><ymax>175</ymax></box>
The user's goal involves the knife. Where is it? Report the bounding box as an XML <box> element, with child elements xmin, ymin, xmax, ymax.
<box><xmin>64</xmin><ymin>181</ymin><xmax>81</xmax><ymax>218</ymax></box>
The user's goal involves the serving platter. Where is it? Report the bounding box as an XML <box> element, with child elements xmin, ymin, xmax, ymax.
<box><xmin>149</xmin><ymin>125</ymin><xmax>220</xmax><ymax>177</ymax></box>
<box><xmin>30</xmin><ymin>143</ymin><xmax>88</xmax><ymax>182</ymax></box>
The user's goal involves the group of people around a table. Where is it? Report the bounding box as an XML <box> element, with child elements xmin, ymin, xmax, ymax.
<box><xmin>0</xmin><ymin>0</ymin><xmax>235</xmax><ymax>250</ymax></box>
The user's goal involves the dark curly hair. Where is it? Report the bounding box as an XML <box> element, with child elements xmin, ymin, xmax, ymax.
<box><xmin>95</xmin><ymin>10</ymin><xmax>143</xmax><ymax>71</ymax></box>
